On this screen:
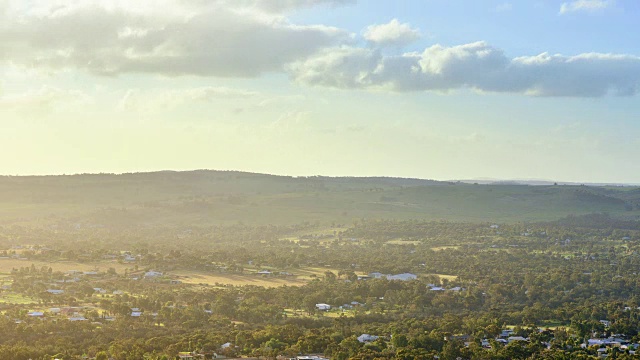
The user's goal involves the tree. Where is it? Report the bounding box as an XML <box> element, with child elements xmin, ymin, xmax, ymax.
<box><xmin>391</xmin><ymin>334</ymin><xmax>408</xmax><ymax>348</ymax></box>
<box><xmin>324</xmin><ymin>271</ymin><xmax>337</xmax><ymax>282</ymax></box>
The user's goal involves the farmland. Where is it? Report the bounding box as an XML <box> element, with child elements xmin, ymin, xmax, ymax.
<box><xmin>1</xmin><ymin>171</ymin><xmax>640</xmax><ymax>359</ymax></box>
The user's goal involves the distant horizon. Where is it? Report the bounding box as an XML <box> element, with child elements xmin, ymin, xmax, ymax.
<box><xmin>1</xmin><ymin>168</ymin><xmax>638</xmax><ymax>187</ymax></box>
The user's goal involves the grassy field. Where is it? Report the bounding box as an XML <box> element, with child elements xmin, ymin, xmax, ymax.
<box><xmin>172</xmin><ymin>267</ymin><xmax>339</xmax><ymax>288</ymax></box>
<box><xmin>172</xmin><ymin>270</ymin><xmax>308</xmax><ymax>287</ymax></box>
<box><xmin>386</xmin><ymin>239</ymin><xmax>422</xmax><ymax>245</ymax></box>
<box><xmin>0</xmin><ymin>258</ymin><xmax>131</xmax><ymax>274</ymax></box>
<box><xmin>0</xmin><ymin>293</ymin><xmax>37</xmax><ymax>304</ymax></box>
<box><xmin>430</xmin><ymin>246</ymin><xmax>461</xmax><ymax>251</ymax></box>
<box><xmin>423</xmin><ymin>273</ymin><xmax>458</xmax><ymax>281</ymax></box>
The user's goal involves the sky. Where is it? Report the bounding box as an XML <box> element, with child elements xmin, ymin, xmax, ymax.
<box><xmin>1</xmin><ymin>0</ymin><xmax>639</xmax><ymax>183</ymax></box>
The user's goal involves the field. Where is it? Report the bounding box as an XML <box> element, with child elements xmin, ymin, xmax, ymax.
<box><xmin>172</xmin><ymin>267</ymin><xmax>345</xmax><ymax>287</ymax></box>
<box><xmin>0</xmin><ymin>258</ymin><xmax>131</xmax><ymax>274</ymax></box>
<box><xmin>430</xmin><ymin>246</ymin><xmax>461</xmax><ymax>251</ymax></box>
<box><xmin>172</xmin><ymin>270</ymin><xmax>307</xmax><ymax>287</ymax></box>
<box><xmin>0</xmin><ymin>293</ymin><xmax>36</xmax><ymax>304</ymax></box>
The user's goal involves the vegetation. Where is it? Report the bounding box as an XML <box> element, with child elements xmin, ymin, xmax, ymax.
<box><xmin>1</xmin><ymin>171</ymin><xmax>640</xmax><ymax>359</ymax></box>
<box><xmin>1</xmin><ymin>171</ymin><xmax>639</xmax><ymax>227</ymax></box>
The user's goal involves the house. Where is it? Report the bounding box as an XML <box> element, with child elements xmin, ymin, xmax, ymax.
<box><xmin>61</xmin><ymin>307</ymin><xmax>81</xmax><ymax>315</ymax></box>
<box><xmin>178</xmin><ymin>352</ymin><xmax>195</xmax><ymax>360</ymax></box>
<box><xmin>144</xmin><ymin>270</ymin><xmax>163</xmax><ymax>278</ymax></box>
<box><xmin>386</xmin><ymin>273</ymin><xmax>417</xmax><ymax>281</ymax></box>
<box><xmin>46</xmin><ymin>289</ymin><xmax>64</xmax><ymax>295</ymax></box>
<box><xmin>27</xmin><ymin>311</ymin><xmax>44</xmax><ymax>317</ymax></box>
<box><xmin>257</xmin><ymin>270</ymin><xmax>272</xmax><ymax>275</ymax></box>
<box><xmin>446</xmin><ymin>334</ymin><xmax>471</xmax><ymax>342</ymax></box>
<box><xmin>368</xmin><ymin>272</ymin><xmax>384</xmax><ymax>279</ymax></box>
<box><xmin>315</xmin><ymin>303</ymin><xmax>331</xmax><ymax>311</ymax></box>
<box><xmin>507</xmin><ymin>336</ymin><xmax>528</xmax><ymax>343</ymax></box>
<box><xmin>499</xmin><ymin>329</ymin><xmax>514</xmax><ymax>338</ymax></box>
<box><xmin>69</xmin><ymin>316</ymin><xmax>87</xmax><ymax>321</ymax></box>
<box><xmin>357</xmin><ymin>334</ymin><xmax>379</xmax><ymax>343</ymax></box>
<box><xmin>131</xmin><ymin>311</ymin><xmax>142</xmax><ymax>317</ymax></box>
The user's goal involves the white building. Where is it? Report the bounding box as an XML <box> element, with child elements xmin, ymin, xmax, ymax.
<box><xmin>357</xmin><ymin>334</ymin><xmax>379</xmax><ymax>343</ymax></box>
<box><xmin>144</xmin><ymin>270</ymin><xmax>163</xmax><ymax>278</ymax></box>
<box><xmin>387</xmin><ymin>273</ymin><xmax>418</xmax><ymax>281</ymax></box>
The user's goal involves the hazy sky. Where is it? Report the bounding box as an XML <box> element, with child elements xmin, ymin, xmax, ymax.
<box><xmin>1</xmin><ymin>0</ymin><xmax>639</xmax><ymax>182</ymax></box>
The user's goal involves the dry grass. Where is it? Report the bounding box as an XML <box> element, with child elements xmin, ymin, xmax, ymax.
<box><xmin>430</xmin><ymin>246</ymin><xmax>461</xmax><ymax>251</ymax></box>
<box><xmin>0</xmin><ymin>293</ymin><xmax>37</xmax><ymax>304</ymax></box>
<box><xmin>0</xmin><ymin>258</ymin><xmax>131</xmax><ymax>274</ymax></box>
<box><xmin>172</xmin><ymin>270</ymin><xmax>308</xmax><ymax>288</ymax></box>
<box><xmin>422</xmin><ymin>273</ymin><xmax>458</xmax><ymax>281</ymax></box>
<box><xmin>386</xmin><ymin>239</ymin><xmax>422</xmax><ymax>245</ymax></box>
<box><xmin>172</xmin><ymin>266</ymin><xmax>342</xmax><ymax>288</ymax></box>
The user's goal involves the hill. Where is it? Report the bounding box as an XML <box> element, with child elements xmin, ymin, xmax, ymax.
<box><xmin>0</xmin><ymin>170</ymin><xmax>639</xmax><ymax>227</ymax></box>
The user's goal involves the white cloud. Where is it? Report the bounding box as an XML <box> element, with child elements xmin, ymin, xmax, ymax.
<box><xmin>268</xmin><ymin>110</ymin><xmax>311</xmax><ymax>130</ymax></box>
<box><xmin>559</xmin><ymin>0</ymin><xmax>613</xmax><ymax>14</ymax></box>
<box><xmin>0</xmin><ymin>0</ymin><xmax>350</xmax><ymax>77</ymax></box>
<box><xmin>1</xmin><ymin>0</ymin><xmax>637</xmax><ymax>99</ymax></box>
<box><xmin>253</xmin><ymin>0</ymin><xmax>356</xmax><ymax>13</ymax></box>
<box><xmin>118</xmin><ymin>86</ymin><xmax>259</xmax><ymax>112</ymax></box>
<box><xmin>363</xmin><ymin>19</ymin><xmax>421</xmax><ymax>47</ymax></box>
<box><xmin>494</xmin><ymin>2</ymin><xmax>513</xmax><ymax>12</ymax></box>
<box><xmin>0</xmin><ymin>86</ymin><xmax>92</xmax><ymax>109</ymax></box>
<box><xmin>290</xmin><ymin>42</ymin><xmax>640</xmax><ymax>97</ymax></box>
<box><xmin>288</xmin><ymin>46</ymin><xmax>382</xmax><ymax>88</ymax></box>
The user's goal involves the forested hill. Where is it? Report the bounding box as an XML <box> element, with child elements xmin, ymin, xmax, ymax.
<box><xmin>0</xmin><ymin>170</ymin><xmax>639</xmax><ymax>226</ymax></box>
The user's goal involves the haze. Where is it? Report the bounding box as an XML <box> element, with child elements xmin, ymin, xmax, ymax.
<box><xmin>1</xmin><ymin>0</ymin><xmax>639</xmax><ymax>183</ymax></box>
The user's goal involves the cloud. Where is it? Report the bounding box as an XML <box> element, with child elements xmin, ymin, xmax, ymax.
<box><xmin>494</xmin><ymin>2</ymin><xmax>513</xmax><ymax>12</ymax></box>
<box><xmin>253</xmin><ymin>0</ymin><xmax>356</xmax><ymax>13</ymax></box>
<box><xmin>363</xmin><ymin>19</ymin><xmax>421</xmax><ymax>47</ymax></box>
<box><xmin>559</xmin><ymin>0</ymin><xmax>613</xmax><ymax>14</ymax></box>
<box><xmin>117</xmin><ymin>86</ymin><xmax>311</xmax><ymax>114</ymax></box>
<box><xmin>2</xmin><ymin>0</ymin><xmax>637</xmax><ymax>98</ymax></box>
<box><xmin>289</xmin><ymin>42</ymin><xmax>640</xmax><ymax>97</ymax></box>
<box><xmin>269</xmin><ymin>110</ymin><xmax>311</xmax><ymax>130</ymax></box>
<box><xmin>0</xmin><ymin>86</ymin><xmax>92</xmax><ymax>109</ymax></box>
<box><xmin>0</xmin><ymin>0</ymin><xmax>350</xmax><ymax>77</ymax></box>
<box><xmin>118</xmin><ymin>86</ymin><xmax>259</xmax><ymax>112</ymax></box>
